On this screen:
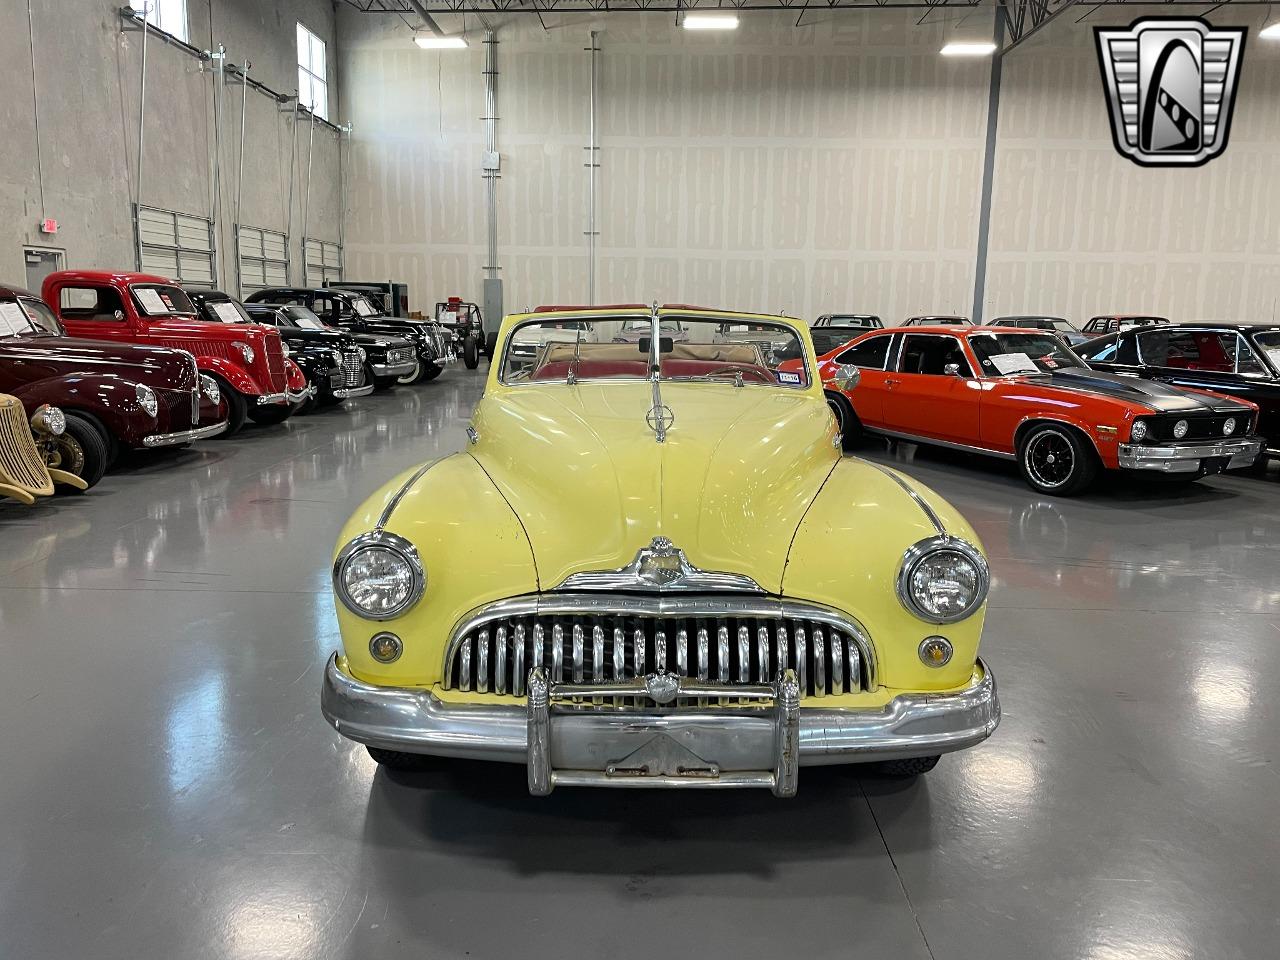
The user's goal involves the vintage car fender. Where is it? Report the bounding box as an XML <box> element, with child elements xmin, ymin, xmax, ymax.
<box><xmin>196</xmin><ymin>355</ymin><xmax>261</xmax><ymax>395</ymax></box>
<box><xmin>333</xmin><ymin>455</ymin><xmax>539</xmax><ymax>687</ymax></box>
<box><xmin>7</xmin><ymin>373</ymin><xmax>158</xmax><ymax>448</ymax></box>
<box><xmin>783</xmin><ymin>459</ymin><xmax>986</xmax><ymax>692</ymax></box>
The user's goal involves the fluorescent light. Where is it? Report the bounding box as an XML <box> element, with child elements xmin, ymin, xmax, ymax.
<box><xmin>1261</xmin><ymin>22</ymin><xmax>1280</xmax><ymax>39</ymax></box>
<box><xmin>682</xmin><ymin>14</ymin><xmax>739</xmax><ymax>30</ymax></box>
<box><xmin>940</xmin><ymin>41</ymin><xmax>997</xmax><ymax>57</ymax></box>
<box><xmin>414</xmin><ymin>34</ymin><xmax>467</xmax><ymax>49</ymax></box>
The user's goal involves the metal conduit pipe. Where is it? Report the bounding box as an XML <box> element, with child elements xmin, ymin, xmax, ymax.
<box><xmin>235</xmin><ymin>60</ymin><xmax>251</xmax><ymax>299</ymax></box>
<box><xmin>483</xmin><ymin>30</ymin><xmax>500</xmax><ymax>284</ymax></box>
<box><xmin>585</xmin><ymin>31</ymin><xmax>600</xmax><ymax>306</ymax></box>
<box><xmin>284</xmin><ymin>95</ymin><xmax>299</xmax><ymax>285</ymax></box>
<box><xmin>301</xmin><ymin>114</ymin><xmax>316</xmax><ymax>284</ymax></box>
<box><xmin>211</xmin><ymin>43</ymin><xmax>226</xmax><ymax>289</ymax></box>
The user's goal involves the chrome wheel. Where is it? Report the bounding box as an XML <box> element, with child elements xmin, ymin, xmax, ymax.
<box><xmin>54</xmin><ymin>434</ymin><xmax>86</xmax><ymax>476</ymax></box>
<box><xmin>1025</xmin><ymin>429</ymin><xmax>1075</xmax><ymax>489</ymax></box>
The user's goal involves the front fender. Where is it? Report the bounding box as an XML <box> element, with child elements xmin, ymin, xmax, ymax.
<box><xmin>333</xmin><ymin>453</ymin><xmax>538</xmax><ymax>687</ymax></box>
<box><xmin>10</xmin><ymin>373</ymin><xmax>155</xmax><ymax>446</ymax></box>
<box><xmin>782</xmin><ymin>458</ymin><xmax>987</xmax><ymax>692</ymax></box>
<box><xmin>197</xmin><ymin>356</ymin><xmax>259</xmax><ymax>395</ymax></box>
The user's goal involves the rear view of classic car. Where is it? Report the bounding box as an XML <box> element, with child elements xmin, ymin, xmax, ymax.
<box><xmin>989</xmin><ymin>316</ymin><xmax>1090</xmax><ymax>347</ymax></box>
<box><xmin>0</xmin><ymin>395</ymin><xmax>89</xmax><ymax>503</ymax></box>
<box><xmin>322</xmin><ymin>305</ymin><xmax>1000</xmax><ymax>796</ymax></box>
<box><xmin>0</xmin><ymin>284</ymin><xmax>227</xmax><ymax>486</ymax></box>
<box><xmin>43</xmin><ymin>271</ymin><xmax>302</xmax><ymax>434</ymax></box>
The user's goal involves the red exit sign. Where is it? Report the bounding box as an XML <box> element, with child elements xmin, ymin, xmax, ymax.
<box><xmin>39</xmin><ymin>218</ymin><xmax>58</xmax><ymax>235</ymax></box>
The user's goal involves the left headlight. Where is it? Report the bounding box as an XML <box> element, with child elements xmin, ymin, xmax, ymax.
<box><xmin>30</xmin><ymin>404</ymin><xmax>66</xmax><ymax>437</ymax></box>
<box><xmin>333</xmin><ymin>532</ymin><xmax>425</xmax><ymax>621</ymax></box>
<box><xmin>233</xmin><ymin>342</ymin><xmax>255</xmax><ymax>364</ymax></box>
<box><xmin>135</xmin><ymin>383</ymin><xmax>158</xmax><ymax>417</ymax></box>
<box><xmin>330</xmin><ymin>349</ymin><xmax>343</xmax><ymax>366</ymax></box>
<box><xmin>357</xmin><ymin>346</ymin><xmax>367</xmax><ymax>362</ymax></box>
<box><xmin>897</xmin><ymin>536</ymin><xmax>989</xmax><ymax>624</ymax></box>
<box><xmin>200</xmin><ymin>374</ymin><xmax>221</xmax><ymax>405</ymax></box>
<box><xmin>281</xmin><ymin>341</ymin><xmax>292</xmax><ymax>358</ymax></box>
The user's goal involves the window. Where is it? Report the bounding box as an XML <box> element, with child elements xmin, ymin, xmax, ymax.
<box><xmin>304</xmin><ymin>238</ymin><xmax>342</xmax><ymax>285</ymax></box>
<box><xmin>60</xmin><ymin>286</ymin><xmax>125</xmax><ymax>321</ymax></box>
<box><xmin>1077</xmin><ymin>334</ymin><xmax>1119</xmax><ymax>362</ymax></box>
<box><xmin>1137</xmin><ymin>329</ymin><xmax>1266</xmax><ymax>375</ymax></box>
<box><xmin>135</xmin><ymin>204</ymin><xmax>215</xmax><ymax>284</ymax></box>
<box><xmin>131</xmin><ymin>0</ymin><xmax>187</xmax><ymax>42</ymax></box>
<box><xmin>898</xmin><ymin>335</ymin><xmax>974</xmax><ymax>377</ymax></box>
<box><xmin>297</xmin><ymin>23</ymin><xmax>328</xmax><ymax>121</ymax></box>
<box><xmin>836</xmin><ymin>336</ymin><xmax>892</xmax><ymax>370</ymax></box>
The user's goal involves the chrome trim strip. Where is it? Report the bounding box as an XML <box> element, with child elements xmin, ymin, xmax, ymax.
<box><xmin>865</xmin><ymin>461</ymin><xmax>947</xmax><ymax>535</ymax></box>
<box><xmin>332</xmin><ymin>383</ymin><xmax>375</xmax><ymax>399</ymax></box>
<box><xmin>477</xmin><ymin>628</ymin><xmax>490</xmax><ymax>694</ymax></box>
<box><xmin>321</xmin><ymin>654</ymin><xmax>1000</xmax><ymax>775</ymax></box>
<box><xmin>376</xmin><ymin>459</ymin><xmax>441</xmax><ymax>531</ymax></box>
<box><xmin>285</xmin><ymin>385</ymin><xmax>316</xmax><ymax>403</ymax></box>
<box><xmin>140</xmin><ymin>420</ymin><xmax>228</xmax><ymax>447</ymax></box>
<box><xmin>866</xmin><ymin>426</ymin><xmax>1018</xmax><ymax>464</ymax></box>
<box><xmin>554</xmin><ymin>536</ymin><xmax>763</xmax><ymax>594</ymax></box>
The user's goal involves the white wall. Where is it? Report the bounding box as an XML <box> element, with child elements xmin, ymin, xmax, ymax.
<box><xmin>338</xmin><ymin>10</ymin><xmax>993</xmax><ymax>321</ymax></box>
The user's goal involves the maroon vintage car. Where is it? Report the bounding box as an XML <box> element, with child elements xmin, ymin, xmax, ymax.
<box><xmin>43</xmin><ymin>270</ymin><xmax>307</xmax><ymax>434</ymax></box>
<box><xmin>0</xmin><ymin>284</ymin><xmax>228</xmax><ymax>487</ymax></box>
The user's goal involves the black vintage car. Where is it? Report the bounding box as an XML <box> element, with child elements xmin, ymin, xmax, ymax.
<box><xmin>1077</xmin><ymin>323</ymin><xmax>1280</xmax><ymax>462</ymax></box>
<box><xmin>810</xmin><ymin>325</ymin><xmax>877</xmax><ymax>357</ymax></box>
<box><xmin>990</xmin><ymin>316</ymin><xmax>1090</xmax><ymax>347</ymax></box>
<box><xmin>245</xmin><ymin>287</ymin><xmax>453</xmax><ymax>384</ymax></box>
<box><xmin>813</xmin><ymin>313</ymin><xmax>882</xmax><ymax>329</ymax></box>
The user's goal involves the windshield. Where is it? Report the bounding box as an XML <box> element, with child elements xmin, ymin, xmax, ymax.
<box><xmin>204</xmin><ymin>298</ymin><xmax>253</xmax><ymax>324</ymax></box>
<box><xmin>286</xmin><ymin>306</ymin><xmax>329</xmax><ymax>330</ymax></box>
<box><xmin>131</xmin><ymin>284</ymin><xmax>196</xmax><ymax>316</ymax></box>
<box><xmin>968</xmin><ymin>332</ymin><xmax>1085</xmax><ymax>376</ymax></box>
<box><xmin>501</xmin><ymin>315</ymin><xmax>810</xmax><ymax>387</ymax></box>
<box><xmin>351</xmin><ymin>296</ymin><xmax>379</xmax><ymax>317</ymax></box>
<box><xmin>1252</xmin><ymin>332</ymin><xmax>1280</xmax><ymax>373</ymax></box>
<box><xmin>0</xmin><ymin>297</ymin><xmax>63</xmax><ymax>336</ymax></box>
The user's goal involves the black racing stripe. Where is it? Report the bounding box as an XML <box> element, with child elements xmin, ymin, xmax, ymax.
<box><xmin>1042</xmin><ymin>369</ymin><xmax>1240</xmax><ymax>414</ymax></box>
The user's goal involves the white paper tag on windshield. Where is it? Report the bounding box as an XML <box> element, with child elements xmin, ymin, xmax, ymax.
<box><xmin>296</xmin><ymin>318</ymin><xmax>324</xmax><ymax>330</ymax></box>
<box><xmin>354</xmin><ymin>300</ymin><xmax>376</xmax><ymax>317</ymax></box>
<box><xmin>135</xmin><ymin>288</ymin><xmax>168</xmax><ymax>314</ymax></box>
<box><xmin>0</xmin><ymin>301</ymin><xmax>28</xmax><ymax>335</ymax></box>
<box><xmin>211</xmin><ymin>302</ymin><xmax>242</xmax><ymax>324</ymax></box>
<box><xmin>989</xmin><ymin>352</ymin><xmax>1039</xmax><ymax>375</ymax></box>
<box><xmin>1265</xmin><ymin>348</ymin><xmax>1280</xmax><ymax>370</ymax></box>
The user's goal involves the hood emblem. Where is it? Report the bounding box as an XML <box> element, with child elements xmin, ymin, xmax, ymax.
<box><xmin>554</xmin><ymin>536</ymin><xmax>763</xmax><ymax>593</ymax></box>
<box><xmin>644</xmin><ymin>672</ymin><xmax>681</xmax><ymax>704</ymax></box>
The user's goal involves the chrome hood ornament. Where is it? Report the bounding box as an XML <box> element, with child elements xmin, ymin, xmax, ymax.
<box><xmin>555</xmin><ymin>536</ymin><xmax>763</xmax><ymax>593</ymax></box>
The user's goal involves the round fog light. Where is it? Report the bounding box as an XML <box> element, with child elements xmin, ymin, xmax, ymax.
<box><xmin>919</xmin><ymin>636</ymin><xmax>954</xmax><ymax>668</ymax></box>
<box><xmin>369</xmin><ymin>632</ymin><xmax>403</xmax><ymax>664</ymax></box>
<box><xmin>1223</xmin><ymin>417</ymin><xmax>1237</xmax><ymax>436</ymax></box>
<box><xmin>1173</xmin><ymin>419</ymin><xmax>1189</xmax><ymax>439</ymax></box>
<box><xmin>1130</xmin><ymin>419</ymin><xmax>1147</xmax><ymax>442</ymax></box>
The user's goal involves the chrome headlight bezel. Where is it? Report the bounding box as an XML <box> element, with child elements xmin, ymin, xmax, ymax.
<box><xmin>333</xmin><ymin>531</ymin><xmax>425</xmax><ymax>621</ymax></box>
<box><xmin>896</xmin><ymin>536</ymin><xmax>990</xmax><ymax>625</ymax></box>
<box><xmin>1130</xmin><ymin>419</ymin><xmax>1148</xmax><ymax>442</ymax></box>
<box><xmin>135</xmin><ymin>383</ymin><xmax>159</xmax><ymax>417</ymax></box>
<box><xmin>199</xmin><ymin>374</ymin><xmax>221</xmax><ymax>405</ymax></box>
<box><xmin>1172</xmin><ymin>419</ymin><xmax>1189</xmax><ymax>439</ymax></box>
<box><xmin>233</xmin><ymin>342</ymin><xmax>255</xmax><ymax>365</ymax></box>
<box><xmin>1223</xmin><ymin>417</ymin><xmax>1237</xmax><ymax>436</ymax></box>
<box><xmin>30</xmin><ymin>404</ymin><xmax>66</xmax><ymax>437</ymax></box>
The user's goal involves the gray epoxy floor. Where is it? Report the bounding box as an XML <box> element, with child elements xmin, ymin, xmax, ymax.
<box><xmin>2</xmin><ymin>370</ymin><xmax>1278</xmax><ymax>960</ymax></box>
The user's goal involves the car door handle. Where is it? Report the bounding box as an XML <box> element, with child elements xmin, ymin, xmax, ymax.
<box><xmin>884</xmin><ymin>377</ymin><xmax>899</xmax><ymax>387</ymax></box>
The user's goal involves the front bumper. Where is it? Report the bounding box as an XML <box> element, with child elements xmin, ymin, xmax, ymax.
<box><xmin>255</xmin><ymin>391</ymin><xmax>288</xmax><ymax>406</ymax></box>
<box><xmin>332</xmin><ymin>383</ymin><xmax>375</xmax><ymax>400</ymax></box>
<box><xmin>321</xmin><ymin>654</ymin><xmax>1000</xmax><ymax>796</ymax></box>
<box><xmin>140</xmin><ymin>420</ymin><xmax>229</xmax><ymax>448</ymax></box>
<box><xmin>1118</xmin><ymin>436</ymin><xmax>1261</xmax><ymax>473</ymax></box>
<box><xmin>371</xmin><ymin>360</ymin><xmax>416</xmax><ymax>377</ymax></box>
<box><xmin>286</xmin><ymin>384</ymin><xmax>317</xmax><ymax>404</ymax></box>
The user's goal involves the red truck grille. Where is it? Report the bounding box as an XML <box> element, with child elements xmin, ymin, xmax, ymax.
<box><xmin>263</xmin><ymin>337</ymin><xmax>287</xmax><ymax>392</ymax></box>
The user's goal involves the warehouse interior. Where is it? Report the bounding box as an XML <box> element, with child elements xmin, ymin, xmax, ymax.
<box><xmin>2</xmin><ymin>1</ymin><xmax>1278</xmax><ymax>958</ymax></box>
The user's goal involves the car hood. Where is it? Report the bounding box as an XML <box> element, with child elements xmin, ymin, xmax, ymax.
<box><xmin>1026</xmin><ymin>367</ymin><xmax>1254</xmax><ymax>413</ymax></box>
<box><xmin>0</xmin><ymin>333</ymin><xmax>195</xmax><ymax>386</ymax></box>
<box><xmin>276</xmin><ymin>327</ymin><xmax>350</xmax><ymax>347</ymax></box>
<box><xmin>349</xmin><ymin>330</ymin><xmax>412</xmax><ymax>349</ymax></box>
<box><xmin>467</xmin><ymin>381</ymin><xmax>839</xmax><ymax>593</ymax></box>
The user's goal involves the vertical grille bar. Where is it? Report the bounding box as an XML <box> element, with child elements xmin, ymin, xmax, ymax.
<box><xmin>847</xmin><ymin>639</ymin><xmax>861</xmax><ymax>695</ymax></box>
<box><xmin>655</xmin><ymin>630</ymin><xmax>666</xmax><ymax>672</ymax></box>
<box><xmin>477</xmin><ymin>628</ymin><xmax>490</xmax><ymax>694</ymax></box>
<box><xmin>676</xmin><ymin>627</ymin><xmax>688</xmax><ymax>676</ymax></box>
<box><xmin>634</xmin><ymin>627</ymin><xmax>646</xmax><ymax>677</ymax></box>
<box><xmin>777</xmin><ymin>624</ymin><xmax>789</xmax><ymax>674</ymax></box>
<box><xmin>812</xmin><ymin>626</ymin><xmax>826</xmax><ymax>697</ymax></box>
<box><xmin>696</xmin><ymin>627</ymin><xmax>709</xmax><ymax>681</ymax></box>
<box><xmin>757</xmin><ymin>625</ymin><xmax>771</xmax><ymax>683</ymax></box>
<box><xmin>613</xmin><ymin>627</ymin><xmax>625</xmax><ymax>679</ymax></box>
<box><xmin>551</xmin><ymin>624</ymin><xmax>564</xmax><ymax>682</ymax></box>
<box><xmin>460</xmin><ymin>641</ymin><xmax>472</xmax><ymax>691</ymax></box>
<box><xmin>513</xmin><ymin>624</ymin><xmax>526</xmax><ymax>696</ymax></box>
<box><xmin>831</xmin><ymin>634</ymin><xmax>843</xmax><ymax>693</ymax></box>
<box><xmin>795</xmin><ymin>625</ymin><xmax>807</xmax><ymax>695</ymax></box>
<box><xmin>572</xmin><ymin>624</ymin><xmax>584</xmax><ymax>683</ymax></box>
<box><xmin>495</xmin><ymin>626</ymin><xmax>507</xmax><ymax>695</ymax></box>
<box><xmin>592</xmin><ymin>625</ymin><xmax>604</xmax><ymax>682</ymax></box>
<box><xmin>717</xmin><ymin>625</ymin><xmax>730</xmax><ymax>704</ymax></box>
<box><xmin>737</xmin><ymin>626</ymin><xmax>750</xmax><ymax>682</ymax></box>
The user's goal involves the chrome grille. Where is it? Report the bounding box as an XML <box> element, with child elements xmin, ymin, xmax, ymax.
<box><xmin>0</xmin><ymin>396</ymin><xmax>52</xmax><ymax>493</ymax></box>
<box><xmin>387</xmin><ymin>346</ymin><xmax>414</xmax><ymax>366</ymax></box>
<box><xmin>341</xmin><ymin>350</ymin><xmax>364</xmax><ymax>387</ymax></box>
<box><xmin>158</xmin><ymin>387</ymin><xmax>199</xmax><ymax>432</ymax></box>
<box><xmin>443</xmin><ymin>595</ymin><xmax>871</xmax><ymax>702</ymax></box>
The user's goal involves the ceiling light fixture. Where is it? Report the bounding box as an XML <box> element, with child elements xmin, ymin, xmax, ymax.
<box><xmin>1260</xmin><ymin>22</ymin><xmax>1280</xmax><ymax>39</ymax></box>
<box><xmin>414</xmin><ymin>34</ymin><xmax>467</xmax><ymax>49</ymax></box>
<box><xmin>940</xmin><ymin>41</ymin><xmax>998</xmax><ymax>57</ymax></box>
<box><xmin>682</xmin><ymin>14</ymin><xmax>740</xmax><ymax>30</ymax></box>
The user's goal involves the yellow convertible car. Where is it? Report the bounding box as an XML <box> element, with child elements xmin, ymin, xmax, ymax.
<box><xmin>323</xmin><ymin>305</ymin><xmax>999</xmax><ymax>796</ymax></box>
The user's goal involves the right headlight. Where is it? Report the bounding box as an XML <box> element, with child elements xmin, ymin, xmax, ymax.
<box><xmin>333</xmin><ymin>532</ymin><xmax>425</xmax><ymax>621</ymax></box>
<box><xmin>30</xmin><ymin>404</ymin><xmax>66</xmax><ymax>437</ymax></box>
<box><xmin>233</xmin><ymin>342</ymin><xmax>255</xmax><ymax>365</ymax></box>
<box><xmin>897</xmin><ymin>536</ymin><xmax>989</xmax><ymax>624</ymax></box>
<box><xmin>200</xmin><ymin>374</ymin><xmax>221</xmax><ymax>405</ymax></box>
<box><xmin>1130</xmin><ymin>419</ymin><xmax>1148</xmax><ymax>442</ymax></box>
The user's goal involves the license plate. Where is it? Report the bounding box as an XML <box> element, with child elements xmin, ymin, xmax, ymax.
<box><xmin>1202</xmin><ymin>456</ymin><xmax>1230</xmax><ymax>476</ymax></box>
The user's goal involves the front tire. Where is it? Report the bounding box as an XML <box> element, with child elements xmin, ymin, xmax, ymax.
<box><xmin>825</xmin><ymin>392</ymin><xmax>860</xmax><ymax>451</ymax></box>
<box><xmin>212</xmin><ymin>378</ymin><xmax>247</xmax><ymax>436</ymax></box>
<box><xmin>418</xmin><ymin>363</ymin><xmax>443</xmax><ymax>382</ymax></box>
<box><xmin>366</xmin><ymin>747</ymin><xmax>436</xmax><ymax>772</ymax></box>
<box><xmin>463</xmin><ymin>336</ymin><xmax>480</xmax><ymax>369</ymax></box>
<box><xmin>396</xmin><ymin>357</ymin><xmax>421</xmax><ymax>385</ymax></box>
<box><xmin>872</xmin><ymin>755</ymin><xmax>940</xmax><ymax>778</ymax></box>
<box><xmin>1017</xmin><ymin>423</ymin><xmax>1098</xmax><ymax>496</ymax></box>
<box><xmin>52</xmin><ymin>414</ymin><xmax>109</xmax><ymax>491</ymax></box>
<box><xmin>247</xmin><ymin>402</ymin><xmax>293</xmax><ymax>426</ymax></box>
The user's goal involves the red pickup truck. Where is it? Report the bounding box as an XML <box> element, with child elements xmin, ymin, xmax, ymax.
<box><xmin>43</xmin><ymin>270</ymin><xmax>310</xmax><ymax>433</ymax></box>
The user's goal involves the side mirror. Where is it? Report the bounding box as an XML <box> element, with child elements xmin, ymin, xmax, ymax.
<box><xmin>830</xmin><ymin>364</ymin><xmax>860</xmax><ymax>391</ymax></box>
<box><xmin>113</xmin><ymin>310</ymin><xmax>125</xmax><ymax>322</ymax></box>
<box><xmin>944</xmin><ymin>362</ymin><xmax>963</xmax><ymax>377</ymax></box>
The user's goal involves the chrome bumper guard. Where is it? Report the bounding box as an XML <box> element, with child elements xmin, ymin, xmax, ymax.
<box><xmin>255</xmin><ymin>391</ymin><xmax>288</xmax><ymax>406</ymax></box>
<box><xmin>140</xmin><ymin>420</ymin><xmax>229</xmax><ymax>447</ymax></box>
<box><xmin>285</xmin><ymin>384</ymin><xmax>317</xmax><ymax>404</ymax></box>
<box><xmin>321</xmin><ymin>655</ymin><xmax>999</xmax><ymax>797</ymax></box>
<box><xmin>1118</xmin><ymin>437</ymin><xmax>1261</xmax><ymax>473</ymax></box>
<box><xmin>371</xmin><ymin>361</ymin><xmax>416</xmax><ymax>377</ymax></box>
<box><xmin>333</xmin><ymin>383</ymin><xmax>375</xmax><ymax>400</ymax></box>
